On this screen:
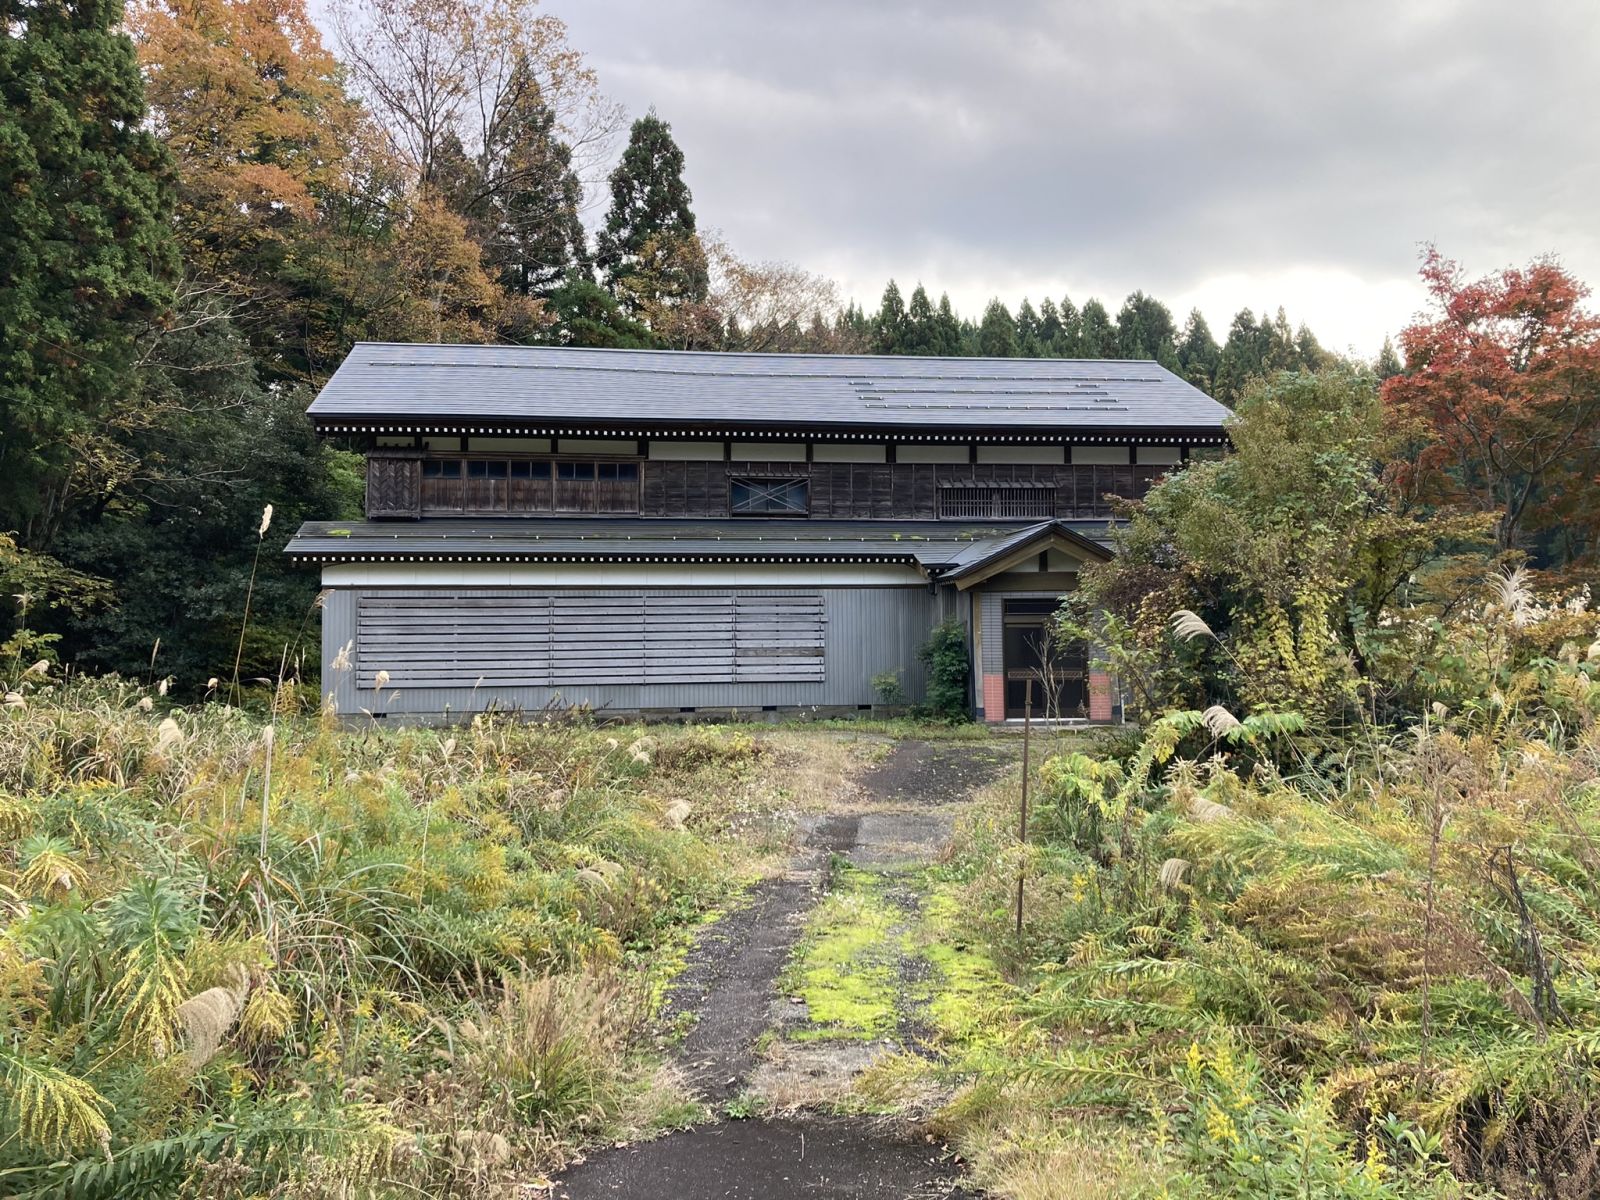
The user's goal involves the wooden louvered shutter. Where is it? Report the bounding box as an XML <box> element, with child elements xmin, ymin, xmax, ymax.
<box><xmin>734</xmin><ymin>594</ymin><xmax>825</xmax><ymax>681</ymax></box>
<box><xmin>356</xmin><ymin>591</ymin><xmax>827</xmax><ymax>691</ymax></box>
<box><xmin>357</xmin><ymin>594</ymin><xmax>552</xmax><ymax>687</ymax></box>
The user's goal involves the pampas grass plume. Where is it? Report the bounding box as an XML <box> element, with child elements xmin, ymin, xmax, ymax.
<box><xmin>1171</xmin><ymin>609</ymin><xmax>1214</xmax><ymax>642</ymax></box>
<box><xmin>1202</xmin><ymin>704</ymin><xmax>1242</xmax><ymax>738</ymax></box>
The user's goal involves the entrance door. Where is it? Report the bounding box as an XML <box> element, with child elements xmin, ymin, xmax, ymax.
<box><xmin>1001</xmin><ymin>598</ymin><xmax>1086</xmax><ymax>719</ymax></box>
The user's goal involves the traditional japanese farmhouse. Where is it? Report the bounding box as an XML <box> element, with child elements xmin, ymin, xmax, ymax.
<box><xmin>288</xmin><ymin>343</ymin><xmax>1231</xmax><ymax>723</ymax></box>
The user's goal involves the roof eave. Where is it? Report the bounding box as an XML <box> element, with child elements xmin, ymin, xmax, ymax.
<box><xmin>287</xmin><ymin>546</ymin><xmax>934</xmax><ymax>568</ymax></box>
<box><xmin>309</xmin><ymin>413</ymin><xmax>1230</xmax><ymax>443</ymax></box>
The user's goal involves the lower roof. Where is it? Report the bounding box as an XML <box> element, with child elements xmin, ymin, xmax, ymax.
<box><xmin>287</xmin><ymin>518</ymin><xmax>1116</xmax><ymax>572</ymax></box>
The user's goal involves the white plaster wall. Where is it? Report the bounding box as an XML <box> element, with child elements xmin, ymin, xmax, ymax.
<box><xmin>647</xmin><ymin>441</ymin><xmax>725</xmax><ymax>461</ymax></box>
<box><xmin>557</xmin><ymin>438</ymin><xmax>639</xmax><ymax>455</ymax></box>
<box><xmin>975</xmin><ymin>446</ymin><xmax>1064</xmax><ymax>464</ymax></box>
<box><xmin>468</xmin><ymin>436</ymin><xmax>553</xmax><ymax>453</ymax></box>
<box><xmin>1071</xmin><ymin>446</ymin><xmax>1131</xmax><ymax>465</ymax></box>
<box><xmin>730</xmin><ymin>443</ymin><xmax>806</xmax><ymax>461</ymax></box>
<box><xmin>897</xmin><ymin>445</ymin><xmax>970</xmax><ymax>463</ymax></box>
<box><xmin>813</xmin><ymin>444</ymin><xmax>886</xmax><ymax>463</ymax></box>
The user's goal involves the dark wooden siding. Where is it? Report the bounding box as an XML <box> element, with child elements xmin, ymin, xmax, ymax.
<box><xmin>640</xmin><ymin>460</ymin><xmax>1169</xmax><ymax>520</ymax></box>
<box><xmin>367</xmin><ymin>455</ymin><xmax>1171</xmax><ymax>520</ymax></box>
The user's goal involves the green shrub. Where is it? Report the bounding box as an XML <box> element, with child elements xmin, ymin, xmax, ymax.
<box><xmin>870</xmin><ymin>669</ymin><xmax>906</xmax><ymax>706</ymax></box>
<box><xmin>918</xmin><ymin>619</ymin><xmax>971</xmax><ymax>722</ymax></box>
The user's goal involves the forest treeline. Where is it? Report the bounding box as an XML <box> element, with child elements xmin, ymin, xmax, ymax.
<box><xmin>2</xmin><ymin>0</ymin><xmax>1597</xmax><ymax>690</ymax></box>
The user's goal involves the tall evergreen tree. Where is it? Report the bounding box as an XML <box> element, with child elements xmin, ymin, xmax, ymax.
<box><xmin>1037</xmin><ymin>298</ymin><xmax>1064</xmax><ymax>357</ymax></box>
<box><xmin>1115</xmin><ymin>290</ymin><xmax>1180</xmax><ymax>367</ymax></box>
<box><xmin>446</xmin><ymin>56</ymin><xmax>590</xmax><ymax>299</ymax></box>
<box><xmin>978</xmin><ymin>299</ymin><xmax>1018</xmax><ymax>357</ymax></box>
<box><xmin>1015</xmin><ymin>299</ymin><xmax>1042</xmax><ymax>357</ymax></box>
<box><xmin>542</xmin><ymin>275</ymin><xmax>656</xmax><ymax>348</ymax></box>
<box><xmin>1214</xmin><ymin>308</ymin><xmax>1255</xmax><ymax>403</ymax></box>
<box><xmin>1057</xmin><ymin>295</ymin><xmax>1082</xmax><ymax>356</ymax></box>
<box><xmin>0</xmin><ymin>0</ymin><xmax>178</xmax><ymax>548</ymax></box>
<box><xmin>904</xmin><ymin>284</ymin><xmax>937</xmax><ymax>354</ymax></box>
<box><xmin>1375</xmin><ymin>335</ymin><xmax>1404</xmax><ymax>381</ymax></box>
<box><xmin>596</xmin><ymin>111</ymin><xmax>705</xmax><ymax>312</ymax></box>
<box><xmin>873</xmin><ymin>280</ymin><xmax>909</xmax><ymax>354</ymax></box>
<box><xmin>1177</xmin><ymin>308</ymin><xmax>1222</xmax><ymax>391</ymax></box>
<box><xmin>1213</xmin><ymin>307</ymin><xmax>1281</xmax><ymax>404</ymax></box>
<box><xmin>933</xmin><ymin>294</ymin><xmax>964</xmax><ymax>356</ymax></box>
<box><xmin>1295</xmin><ymin>322</ymin><xmax>1332</xmax><ymax>372</ymax></box>
<box><xmin>1266</xmin><ymin>308</ymin><xmax>1300</xmax><ymax>370</ymax></box>
<box><xmin>1077</xmin><ymin>299</ymin><xmax>1116</xmax><ymax>357</ymax></box>
<box><xmin>835</xmin><ymin>301</ymin><xmax>873</xmax><ymax>352</ymax></box>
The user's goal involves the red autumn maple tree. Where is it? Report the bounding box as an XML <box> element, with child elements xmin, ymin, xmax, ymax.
<box><xmin>1383</xmin><ymin>248</ymin><xmax>1600</xmax><ymax>561</ymax></box>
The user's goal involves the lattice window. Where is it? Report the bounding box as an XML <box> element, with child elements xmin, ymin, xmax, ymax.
<box><xmin>937</xmin><ymin>486</ymin><xmax>1055</xmax><ymax>520</ymax></box>
<box><xmin>416</xmin><ymin>457</ymin><xmax>638</xmax><ymax>514</ymax></box>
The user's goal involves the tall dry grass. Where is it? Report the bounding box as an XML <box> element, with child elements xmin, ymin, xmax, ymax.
<box><xmin>0</xmin><ymin>677</ymin><xmax>775</xmax><ymax>1196</ymax></box>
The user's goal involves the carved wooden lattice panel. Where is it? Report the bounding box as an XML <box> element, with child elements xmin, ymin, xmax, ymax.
<box><xmin>366</xmin><ymin>455</ymin><xmax>422</xmax><ymax>519</ymax></box>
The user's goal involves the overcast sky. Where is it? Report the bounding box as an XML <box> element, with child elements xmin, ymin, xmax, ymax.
<box><xmin>558</xmin><ymin>0</ymin><xmax>1600</xmax><ymax>358</ymax></box>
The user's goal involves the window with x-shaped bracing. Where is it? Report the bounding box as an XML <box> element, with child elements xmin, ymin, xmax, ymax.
<box><xmin>729</xmin><ymin>476</ymin><xmax>809</xmax><ymax>516</ymax></box>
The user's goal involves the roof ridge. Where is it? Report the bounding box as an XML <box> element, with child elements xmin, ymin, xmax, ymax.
<box><xmin>348</xmin><ymin>340</ymin><xmax>1167</xmax><ymax>368</ymax></box>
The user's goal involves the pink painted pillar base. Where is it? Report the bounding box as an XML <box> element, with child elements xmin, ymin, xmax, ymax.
<box><xmin>981</xmin><ymin>673</ymin><xmax>1005</xmax><ymax>722</ymax></box>
<box><xmin>1088</xmin><ymin>670</ymin><xmax>1114</xmax><ymax>722</ymax></box>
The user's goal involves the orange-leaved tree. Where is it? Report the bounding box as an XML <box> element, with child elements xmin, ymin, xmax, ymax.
<box><xmin>129</xmin><ymin>0</ymin><xmax>359</xmax><ymax>282</ymax></box>
<box><xmin>1382</xmin><ymin>247</ymin><xmax>1600</xmax><ymax>563</ymax></box>
<box><xmin>130</xmin><ymin>0</ymin><xmax>540</xmax><ymax>378</ymax></box>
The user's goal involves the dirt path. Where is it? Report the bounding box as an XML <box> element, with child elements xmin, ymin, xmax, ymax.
<box><xmin>554</xmin><ymin>739</ymin><xmax>1017</xmax><ymax>1200</ymax></box>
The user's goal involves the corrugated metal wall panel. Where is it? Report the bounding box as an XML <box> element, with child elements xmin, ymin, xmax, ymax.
<box><xmin>320</xmin><ymin>583</ymin><xmax>935</xmax><ymax>719</ymax></box>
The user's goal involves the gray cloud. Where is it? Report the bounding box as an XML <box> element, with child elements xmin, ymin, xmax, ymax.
<box><xmin>561</xmin><ymin>0</ymin><xmax>1600</xmax><ymax>354</ymax></box>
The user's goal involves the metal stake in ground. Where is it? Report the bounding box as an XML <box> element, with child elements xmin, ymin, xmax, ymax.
<box><xmin>1016</xmin><ymin>678</ymin><xmax>1032</xmax><ymax>936</ymax></box>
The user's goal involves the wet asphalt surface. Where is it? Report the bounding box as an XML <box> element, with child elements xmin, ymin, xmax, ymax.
<box><xmin>554</xmin><ymin>740</ymin><xmax>1016</xmax><ymax>1200</ymax></box>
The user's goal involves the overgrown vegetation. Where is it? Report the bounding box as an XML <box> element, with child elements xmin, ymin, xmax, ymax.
<box><xmin>0</xmin><ymin>684</ymin><xmax>792</xmax><ymax>1195</ymax></box>
<box><xmin>922</xmin><ymin>368</ymin><xmax>1600</xmax><ymax>1198</ymax></box>
<box><xmin>941</xmin><ymin>619</ymin><xmax>1600</xmax><ymax>1196</ymax></box>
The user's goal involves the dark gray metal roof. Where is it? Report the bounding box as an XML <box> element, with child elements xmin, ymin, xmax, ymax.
<box><xmin>287</xmin><ymin>517</ymin><xmax>1116</xmax><ymax>569</ymax></box>
<box><xmin>307</xmin><ymin>343</ymin><xmax>1230</xmax><ymax>435</ymax></box>
<box><xmin>943</xmin><ymin>520</ymin><xmax>1113</xmax><ymax>579</ymax></box>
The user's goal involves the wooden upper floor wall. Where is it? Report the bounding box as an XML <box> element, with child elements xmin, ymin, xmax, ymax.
<box><xmin>363</xmin><ymin>436</ymin><xmax>1197</xmax><ymax>521</ymax></box>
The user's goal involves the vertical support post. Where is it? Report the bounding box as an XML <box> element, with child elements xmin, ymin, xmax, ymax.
<box><xmin>1016</xmin><ymin>678</ymin><xmax>1032</xmax><ymax>936</ymax></box>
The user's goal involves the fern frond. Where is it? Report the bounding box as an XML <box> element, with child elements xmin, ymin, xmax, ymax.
<box><xmin>1018</xmin><ymin>1047</ymin><xmax>1178</xmax><ymax>1102</ymax></box>
<box><xmin>9</xmin><ymin>1126</ymin><xmax>232</xmax><ymax>1200</ymax></box>
<box><xmin>105</xmin><ymin>878</ymin><xmax>195</xmax><ymax>1055</ymax></box>
<box><xmin>16</xmin><ymin>836</ymin><xmax>87</xmax><ymax>903</ymax></box>
<box><xmin>0</xmin><ymin>1045</ymin><xmax>109</xmax><ymax>1154</ymax></box>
